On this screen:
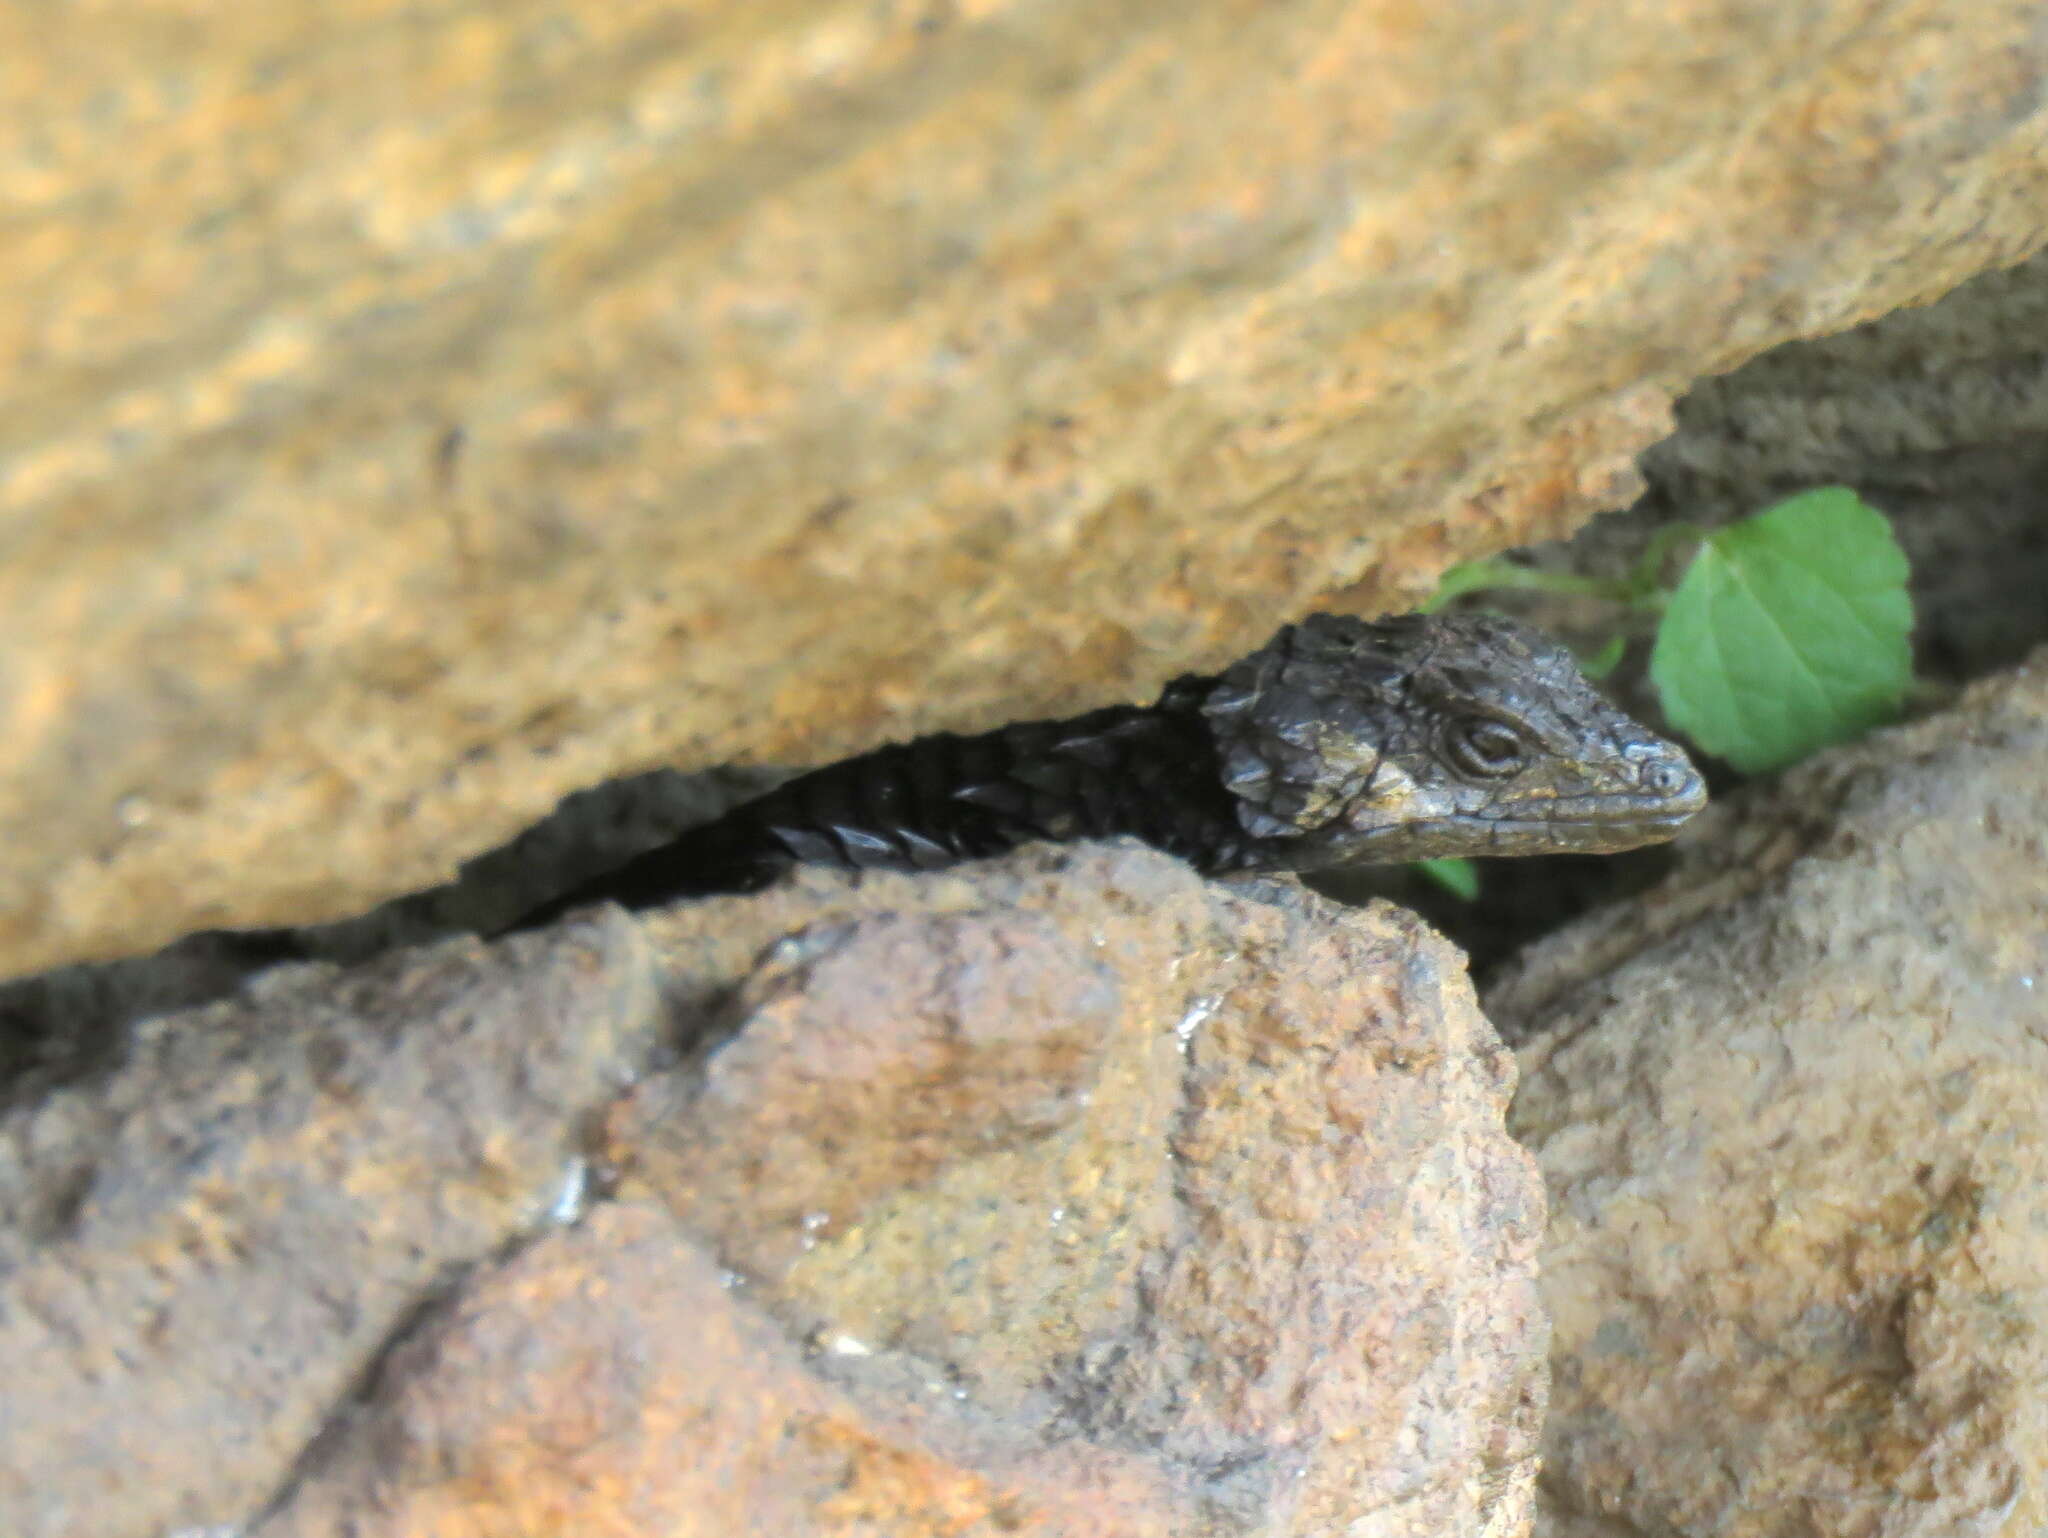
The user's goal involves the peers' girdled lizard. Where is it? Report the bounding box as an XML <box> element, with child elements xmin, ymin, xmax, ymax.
<box><xmin>505</xmin><ymin>611</ymin><xmax>1705</xmax><ymax>932</ymax></box>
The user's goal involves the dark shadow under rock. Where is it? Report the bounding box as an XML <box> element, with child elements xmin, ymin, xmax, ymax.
<box><xmin>0</xmin><ymin>763</ymin><xmax>783</xmax><ymax>1098</ymax></box>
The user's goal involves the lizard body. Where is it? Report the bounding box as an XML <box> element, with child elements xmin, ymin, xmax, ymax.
<box><xmin>506</xmin><ymin>611</ymin><xmax>1705</xmax><ymax>931</ymax></box>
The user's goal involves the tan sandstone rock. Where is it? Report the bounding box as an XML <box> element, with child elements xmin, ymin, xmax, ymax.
<box><xmin>6</xmin><ymin>0</ymin><xmax>2048</xmax><ymax>979</ymax></box>
<box><xmin>1</xmin><ymin>843</ymin><xmax>1547</xmax><ymax>1537</ymax></box>
<box><xmin>1498</xmin><ymin>653</ymin><xmax>2048</xmax><ymax>1536</ymax></box>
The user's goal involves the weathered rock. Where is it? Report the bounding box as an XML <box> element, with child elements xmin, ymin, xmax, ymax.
<box><xmin>1498</xmin><ymin>652</ymin><xmax>2048</xmax><ymax>1536</ymax></box>
<box><xmin>258</xmin><ymin>1197</ymin><xmax>1195</xmax><ymax>1538</ymax></box>
<box><xmin>0</xmin><ymin>913</ymin><xmax>665</xmax><ymax>1538</ymax></box>
<box><xmin>3</xmin><ymin>843</ymin><xmax>1549</xmax><ymax>1536</ymax></box>
<box><xmin>1632</xmin><ymin>245</ymin><xmax>2048</xmax><ymax>684</ymax></box>
<box><xmin>614</xmin><ymin>848</ymin><xmax>1548</xmax><ymax>1536</ymax></box>
<box><xmin>7</xmin><ymin>0</ymin><xmax>2048</xmax><ymax>980</ymax></box>
<box><xmin>0</xmin><ymin>762</ymin><xmax>787</xmax><ymax>1081</ymax></box>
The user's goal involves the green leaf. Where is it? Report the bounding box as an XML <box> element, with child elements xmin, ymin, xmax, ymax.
<box><xmin>1412</xmin><ymin>857</ymin><xmax>1480</xmax><ymax>901</ymax></box>
<box><xmin>1650</xmin><ymin>487</ymin><xmax>1912</xmax><ymax>773</ymax></box>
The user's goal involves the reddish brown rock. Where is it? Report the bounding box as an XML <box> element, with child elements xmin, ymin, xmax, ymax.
<box><xmin>6</xmin><ymin>845</ymin><xmax>1547</xmax><ymax>1536</ymax></box>
<box><xmin>258</xmin><ymin>1199</ymin><xmax>1185</xmax><ymax>1538</ymax></box>
<box><xmin>6</xmin><ymin>1</ymin><xmax>2048</xmax><ymax>979</ymax></box>
<box><xmin>616</xmin><ymin>846</ymin><xmax>1548</xmax><ymax>1535</ymax></box>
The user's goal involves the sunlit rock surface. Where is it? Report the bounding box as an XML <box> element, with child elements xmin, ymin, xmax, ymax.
<box><xmin>6</xmin><ymin>0</ymin><xmax>2048</xmax><ymax>977</ymax></box>
<box><xmin>0</xmin><ymin>914</ymin><xmax>666</xmax><ymax>1538</ymax></box>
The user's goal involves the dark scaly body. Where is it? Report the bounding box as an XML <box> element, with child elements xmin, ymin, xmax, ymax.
<box><xmin>504</xmin><ymin>612</ymin><xmax>1708</xmax><ymax>933</ymax></box>
<box><xmin>508</xmin><ymin>679</ymin><xmax>1263</xmax><ymax>929</ymax></box>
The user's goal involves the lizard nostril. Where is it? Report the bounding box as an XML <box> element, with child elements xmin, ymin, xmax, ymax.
<box><xmin>1643</xmin><ymin>760</ymin><xmax>1691</xmax><ymax>797</ymax></box>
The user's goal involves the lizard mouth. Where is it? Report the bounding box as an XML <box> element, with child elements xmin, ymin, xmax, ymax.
<box><xmin>1508</xmin><ymin>776</ymin><xmax>1707</xmax><ymax>838</ymax></box>
<box><xmin>1537</xmin><ymin>809</ymin><xmax>1698</xmax><ymax>850</ymax></box>
<box><xmin>1346</xmin><ymin>800</ymin><xmax>1703</xmax><ymax>861</ymax></box>
<box><xmin>1480</xmin><ymin>801</ymin><xmax>1702</xmax><ymax>853</ymax></box>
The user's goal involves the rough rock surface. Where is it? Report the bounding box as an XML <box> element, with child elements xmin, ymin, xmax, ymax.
<box><xmin>0</xmin><ymin>843</ymin><xmax>1547</xmax><ymax>1538</ymax></box>
<box><xmin>0</xmin><ymin>914</ymin><xmax>665</xmax><ymax>1538</ymax></box>
<box><xmin>1632</xmin><ymin>245</ymin><xmax>2048</xmax><ymax>684</ymax></box>
<box><xmin>8</xmin><ymin>1</ymin><xmax>2048</xmax><ymax>980</ymax></box>
<box><xmin>1497</xmin><ymin>652</ymin><xmax>2048</xmax><ymax>1536</ymax></box>
<box><xmin>0</xmin><ymin>761</ymin><xmax>786</xmax><ymax>1083</ymax></box>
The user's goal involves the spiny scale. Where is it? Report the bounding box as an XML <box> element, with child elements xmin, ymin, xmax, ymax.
<box><xmin>505</xmin><ymin>691</ymin><xmax>1253</xmax><ymax>931</ymax></box>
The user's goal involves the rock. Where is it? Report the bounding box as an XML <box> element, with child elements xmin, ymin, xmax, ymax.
<box><xmin>0</xmin><ymin>913</ymin><xmax>665</xmax><ymax>1538</ymax></box>
<box><xmin>1633</xmin><ymin>245</ymin><xmax>2048</xmax><ymax>685</ymax></box>
<box><xmin>613</xmin><ymin>849</ymin><xmax>1547</xmax><ymax>1536</ymax></box>
<box><xmin>8</xmin><ymin>1</ymin><xmax>2048</xmax><ymax>980</ymax></box>
<box><xmin>1497</xmin><ymin>651</ymin><xmax>2048</xmax><ymax>1536</ymax></box>
<box><xmin>0</xmin><ymin>762</ymin><xmax>788</xmax><ymax>1081</ymax></box>
<box><xmin>3</xmin><ymin>843</ymin><xmax>1549</xmax><ymax>1536</ymax></box>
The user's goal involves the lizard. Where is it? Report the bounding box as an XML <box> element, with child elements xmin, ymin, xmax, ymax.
<box><xmin>502</xmin><ymin>610</ymin><xmax>1706</xmax><ymax>933</ymax></box>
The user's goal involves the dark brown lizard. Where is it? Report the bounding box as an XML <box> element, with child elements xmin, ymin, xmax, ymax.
<box><xmin>503</xmin><ymin>611</ymin><xmax>1705</xmax><ymax>932</ymax></box>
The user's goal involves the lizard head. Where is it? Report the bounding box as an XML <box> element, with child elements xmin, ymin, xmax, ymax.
<box><xmin>1201</xmin><ymin>611</ymin><xmax>1706</xmax><ymax>866</ymax></box>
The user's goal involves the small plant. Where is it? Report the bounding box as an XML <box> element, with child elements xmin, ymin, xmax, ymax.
<box><xmin>1415</xmin><ymin>485</ymin><xmax>1914</xmax><ymax>897</ymax></box>
<box><xmin>1649</xmin><ymin>488</ymin><xmax>1912</xmax><ymax>772</ymax></box>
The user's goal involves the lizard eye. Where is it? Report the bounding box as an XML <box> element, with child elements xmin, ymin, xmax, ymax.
<box><xmin>1445</xmin><ymin>718</ymin><xmax>1526</xmax><ymax>779</ymax></box>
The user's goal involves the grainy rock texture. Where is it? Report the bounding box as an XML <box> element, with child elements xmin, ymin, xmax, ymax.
<box><xmin>0</xmin><ymin>761</ymin><xmax>787</xmax><ymax>1081</ymax></box>
<box><xmin>0</xmin><ymin>913</ymin><xmax>665</xmax><ymax>1538</ymax></box>
<box><xmin>0</xmin><ymin>843</ymin><xmax>1548</xmax><ymax>1538</ymax></box>
<box><xmin>6</xmin><ymin>0</ymin><xmax>2048</xmax><ymax>980</ymax></box>
<box><xmin>1497</xmin><ymin>653</ymin><xmax>2048</xmax><ymax>1536</ymax></box>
